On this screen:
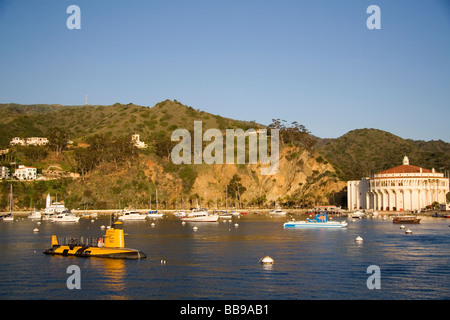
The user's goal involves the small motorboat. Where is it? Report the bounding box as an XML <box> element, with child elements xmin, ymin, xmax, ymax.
<box><xmin>118</xmin><ymin>210</ymin><xmax>146</xmax><ymax>221</ymax></box>
<box><xmin>392</xmin><ymin>215</ymin><xmax>421</xmax><ymax>224</ymax></box>
<box><xmin>1</xmin><ymin>213</ymin><xmax>14</xmax><ymax>221</ymax></box>
<box><xmin>27</xmin><ymin>210</ymin><xmax>42</xmax><ymax>220</ymax></box>
<box><xmin>181</xmin><ymin>208</ymin><xmax>219</xmax><ymax>222</ymax></box>
<box><xmin>350</xmin><ymin>210</ymin><xmax>365</xmax><ymax>218</ymax></box>
<box><xmin>51</xmin><ymin>211</ymin><xmax>80</xmax><ymax>222</ymax></box>
<box><xmin>269</xmin><ymin>208</ymin><xmax>287</xmax><ymax>216</ymax></box>
<box><xmin>173</xmin><ymin>211</ymin><xmax>187</xmax><ymax>218</ymax></box>
<box><xmin>147</xmin><ymin>210</ymin><xmax>164</xmax><ymax>218</ymax></box>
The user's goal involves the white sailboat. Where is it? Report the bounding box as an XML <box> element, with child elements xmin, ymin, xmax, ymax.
<box><xmin>147</xmin><ymin>189</ymin><xmax>163</xmax><ymax>218</ymax></box>
<box><xmin>2</xmin><ymin>184</ymin><xmax>14</xmax><ymax>221</ymax></box>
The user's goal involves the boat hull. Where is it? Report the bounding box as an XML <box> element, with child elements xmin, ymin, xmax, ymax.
<box><xmin>392</xmin><ymin>217</ymin><xmax>421</xmax><ymax>224</ymax></box>
<box><xmin>43</xmin><ymin>245</ymin><xmax>146</xmax><ymax>259</ymax></box>
<box><xmin>118</xmin><ymin>216</ymin><xmax>146</xmax><ymax>221</ymax></box>
<box><xmin>181</xmin><ymin>215</ymin><xmax>219</xmax><ymax>222</ymax></box>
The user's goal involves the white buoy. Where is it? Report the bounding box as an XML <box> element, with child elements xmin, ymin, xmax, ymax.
<box><xmin>355</xmin><ymin>236</ymin><xmax>363</xmax><ymax>241</ymax></box>
<box><xmin>260</xmin><ymin>256</ymin><xmax>274</xmax><ymax>265</ymax></box>
<box><xmin>100</xmin><ymin>225</ymin><xmax>105</xmax><ymax>229</ymax></box>
<box><xmin>405</xmin><ymin>229</ymin><xmax>412</xmax><ymax>234</ymax></box>
<box><xmin>91</xmin><ymin>219</ymin><xmax>95</xmax><ymax>223</ymax></box>
<box><xmin>400</xmin><ymin>225</ymin><xmax>405</xmax><ymax>229</ymax></box>
<box><xmin>37</xmin><ymin>221</ymin><xmax>41</xmax><ymax>225</ymax></box>
<box><xmin>193</xmin><ymin>226</ymin><xmax>198</xmax><ymax>231</ymax></box>
<box><xmin>151</xmin><ymin>222</ymin><xmax>155</xmax><ymax>227</ymax></box>
<box><xmin>182</xmin><ymin>221</ymin><xmax>186</xmax><ymax>225</ymax></box>
<box><xmin>33</xmin><ymin>228</ymin><xmax>39</xmax><ymax>233</ymax></box>
<box><xmin>234</xmin><ymin>223</ymin><xmax>239</xmax><ymax>227</ymax></box>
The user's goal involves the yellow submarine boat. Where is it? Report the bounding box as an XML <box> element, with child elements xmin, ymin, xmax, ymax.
<box><xmin>43</xmin><ymin>221</ymin><xmax>146</xmax><ymax>259</ymax></box>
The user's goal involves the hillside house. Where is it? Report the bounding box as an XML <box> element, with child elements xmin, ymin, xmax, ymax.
<box><xmin>13</xmin><ymin>165</ymin><xmax>37</xmax><ymax>180</ymax></box>
<box><xmin>10</xmin><ymin>137</ymin><xmax>49</xmax><ymax>146</ymax></box>
<box><xmin>0</xmin><ymin>166</ymin><xmax>10</xmax><ymax>179</ymax></box>
<box><xmin>132</xmin><ymin>134</ymin><xmax>148</xmax><ymax>148</ymax></box>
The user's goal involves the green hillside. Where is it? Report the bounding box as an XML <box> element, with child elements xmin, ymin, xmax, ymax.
<box><xmin>1</xmin><ymin>102</ymin><xmax>449</xmax><ymax>211</ymax></box>
<box><xmin>0</xmin><ymin>100</ymin><xmax>263</xmax><ymax>149</ymax></box>
<box><xmin>317</xmin><ymin>128</ymin><xmax>450</xmax><ymax>181</ymax></box>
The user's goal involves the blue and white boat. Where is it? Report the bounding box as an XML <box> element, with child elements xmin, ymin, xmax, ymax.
<box><xmin>283</xmin><ymin>213</ymin><xmax>347</xmax><ymax>228</ymax></box>
<box><xmin>147</xmin><ymin>210</ymin><xmax>164</xmax><ymax>218</ymax></box>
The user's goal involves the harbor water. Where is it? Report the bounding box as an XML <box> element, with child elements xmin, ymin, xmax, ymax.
<box><xmin>0</xmin><ymin>214</ymin><xmax>449</xmax><ymax>300</ymax></box>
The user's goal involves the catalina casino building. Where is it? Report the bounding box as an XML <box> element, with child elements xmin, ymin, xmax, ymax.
<box><xmin>348</xmin><ymin>156</ymin><xmax>449</xmax><ymax>211</ymax></box>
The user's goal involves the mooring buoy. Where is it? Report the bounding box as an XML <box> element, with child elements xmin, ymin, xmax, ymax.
<box><xmin>260</xmin><ymin>256</ymin><xmax>274</xmax><ymax>265</ymax></box>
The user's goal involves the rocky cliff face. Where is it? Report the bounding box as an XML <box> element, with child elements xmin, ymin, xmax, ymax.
<box><xmin>190</xmin><ymin>146</ymin><xmax>345</xmax><ymax>207</ymax></box>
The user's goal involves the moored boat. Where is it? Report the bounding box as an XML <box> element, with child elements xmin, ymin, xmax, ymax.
<box><xmin>27</xmin><ymin>210</ymin><xmax>42</xmax><ymax>219</ymax></box>
<box><xmin>350</xmin><ymin>210</ymin><xmax>365</xmax><ymax>218</ymax></box>
<box><xmin>2</xmin><ymin>184</ymin><xmax>15</xmax><ymax>221</ymax></box>
<box><xmin>269</xmin><ymin>208</ymin><xmax>287</xmax><ymax>216</ymax></box>
<box><xmin>181</xmin><ymin>208</ymin><xmax>219</xmax><ymax>222</ymax></box>
<box><xmin>118</xmin><ymin>210</ymin><xmax>146</xmax><ymax>221</ymax></box>
<box><xmin>173</xmin><ymin>211</ymin><xmax>187</xmax><ymax>218</ymax></box>
<box><xmin>392</xmin><ymin>215</ymin><xmax>421</xmax><ymax>224</ymax></box>
<box><xmin>284</xmin><ymin>213</ymin><xmax>348</xmax><ymax>228</ymax></box>
<box><xmin>51</xmin><ymin>211</ymin><xmax>80</xmax><ymax>222</ymax></box>
<box><xmin>147</xmin><ymin>210</ymin><xmax>164</xmax><ymax>218</ymax></box>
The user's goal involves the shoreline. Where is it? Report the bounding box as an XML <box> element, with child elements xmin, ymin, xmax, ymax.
<box><xmin>2</xmin><ymin>208</ymin><xmax>446</xmax><ymax>218</ymax></box>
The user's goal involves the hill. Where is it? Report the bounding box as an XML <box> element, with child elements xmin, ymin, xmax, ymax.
<box><xmin>0</xmin><ymin>100</ymin><xmax>263</xmax><ymax>148</ymax></box>
<box><xmin>1</xmin><ymin>102</ymin><xmax>448</xmax><ymax>211</ymax></box>
<box><xmin>317</xmin><ymin>128</ymin><xmax>450</xmax><ymax>181</ymax></box>
<box><xmin>0</xmin><ymin>100</ymin><xmax>344</xmax><ymax>211</ymax></box>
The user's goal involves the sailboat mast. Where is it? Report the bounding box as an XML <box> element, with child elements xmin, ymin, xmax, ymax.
<box><xmin>10</xmin><ymin>184</ymin><xmax>13</xmax><ymax>214</ymax></box>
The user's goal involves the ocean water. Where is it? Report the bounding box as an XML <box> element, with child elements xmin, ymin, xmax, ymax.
<box><xmin>0</xmin><ymin>214</ymin><xmax>449</xmax><ymax>300</ymax></box>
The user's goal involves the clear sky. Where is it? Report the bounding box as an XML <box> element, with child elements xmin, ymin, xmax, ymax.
<box><xmin>1</xmin><ymin>0</ymin><xmax>449</xmax><ymax>142</ymax></box>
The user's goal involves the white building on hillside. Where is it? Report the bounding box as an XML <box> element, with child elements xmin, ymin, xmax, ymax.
<box><xmin>10</xmin><ymin>137</ymin><xmax>26</xmax><ymax>146</ymax></box>
<box><xmin>26</xmin><ymin>137</ymin><xmax>49</xmax><ymax>146</ymax></box>
<box><xmin>13</xmin><ymin>165</ymin><xmax>37</xmax><ymax>180</ymax></box>
<box><xmin>132</xmin><ymin>134</ymin><xmax>147</xmax><ymax>148</ymax></box>
<box><xmin>0</xmin><ymin>166</ymin><xmax>10</xmax><ymax>179</ymax></box>
<box><xmin>348</xmin><ymin>156</ymin><xmax>449</xmax><ymax>211</ymax></box>
<box><xmin>10</xmin><ymin>137</ymin><xmax>49</xmax><ymax>146</ymax></box>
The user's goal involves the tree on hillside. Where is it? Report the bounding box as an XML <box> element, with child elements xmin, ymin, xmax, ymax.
<box><xmin>47</xmin><ymin>127</ymin><xmax>69</xmax><ymax>156</ymax></box>
<box><xmin>73</xmin><ymin>148</ymin><xmax>98</xmax><ymax>179</ymax></box>
<box><xmin>268</xmin><ymin>119</ymin><xmax>316</xmax><ymax>151</ymax></box>
<box><xmin>16</xmin><ymin>145</ymin><xmax>48</xmax><ymax>162</ymax></box>
<box><xmin>110</xmin><ymin>136</ymin><xmax>138</xmax><ymax>169</ymax></box>
<box><xmin>154</xmin><ymin>132</ymin><xmax>177</xmax><ymax>162</ymax></box>
<box><xmin>226</xmin><ymin>174</ymin><xmax>246</xmax><ymax>208</ymax></box>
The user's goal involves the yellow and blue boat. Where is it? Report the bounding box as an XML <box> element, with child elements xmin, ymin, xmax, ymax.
<box><xmin>283</xmin><ymin>213</ymin><xmax>348</xmax><ymax>228</ymax></box>
<box><xmin>43</xmin><ymin>221</ymin><xmax>146</xmax><ymax>259</ymax></box>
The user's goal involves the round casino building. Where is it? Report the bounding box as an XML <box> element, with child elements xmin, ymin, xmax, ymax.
<box><xmin>348</xmin><ymin>156</ymin><xmax>449</xmax><ymax>211</ymax></box>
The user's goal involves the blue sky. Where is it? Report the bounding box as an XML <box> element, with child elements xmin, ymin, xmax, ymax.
<box><xmin>1</xmin><ymin>0</ymin><xmax>449</xmax><ymax>142</ymax></box>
